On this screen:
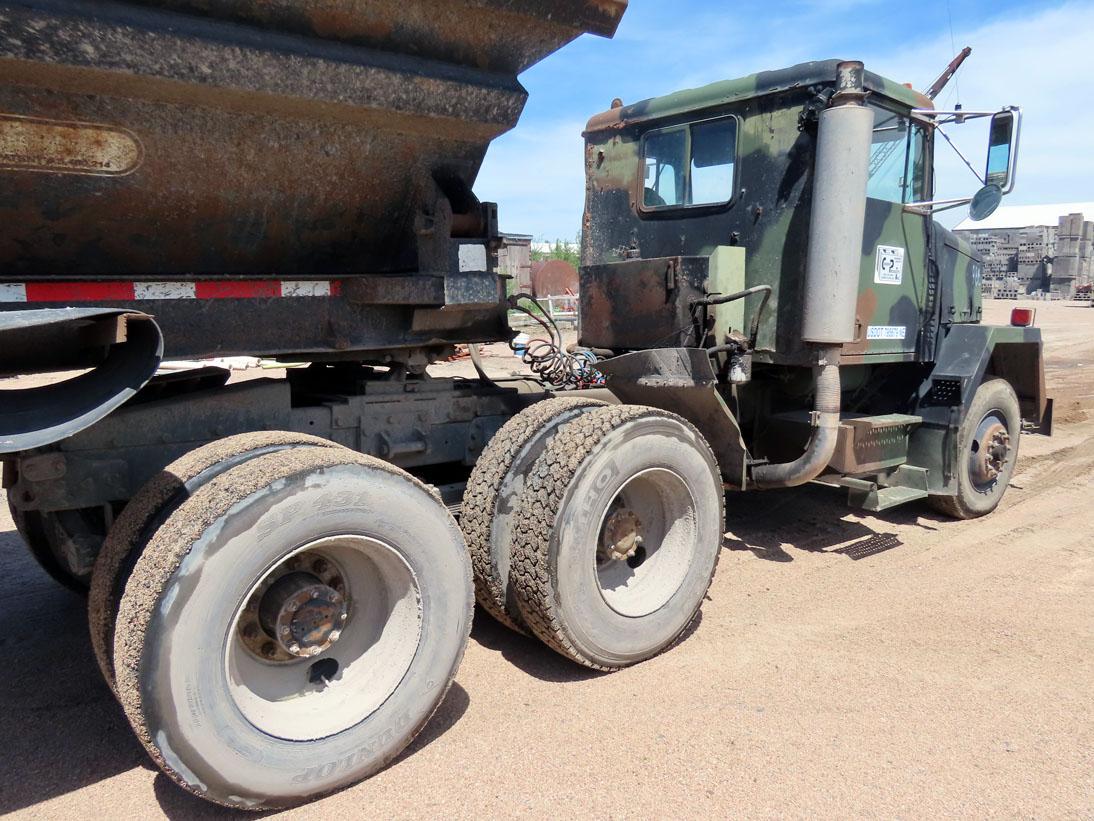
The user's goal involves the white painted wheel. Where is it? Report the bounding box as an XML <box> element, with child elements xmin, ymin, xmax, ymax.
<box><xmin>112</xmin><ymin>447</ymin><xmax>472</xmax><ymax>809</ymax></box>
<box><xmin>226</xmin><ymin>534</ymin><xmax>423</xmax><ymax>741</ymax></box>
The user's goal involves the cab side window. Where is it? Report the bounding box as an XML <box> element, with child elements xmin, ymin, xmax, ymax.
<box><xmin>642</xmin><ymin>116</ymin><xmax>737</xmax><ymax>210</ymax></box>
<box><xmin>867</xmin><ymin>106</ymin><xmax>927</xmax><ymax>204</ymax></box>
<box><xmin>690</xmin><ymin>118</ymin><xmax>737</xmax><ymax>205</ymax></box>
<box><xmin>643</xmin><ymin>127</ymin><xmax>686</xmax><ymax>207</ymax></box>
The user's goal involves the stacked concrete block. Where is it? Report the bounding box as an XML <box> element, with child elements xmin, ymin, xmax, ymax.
<box><xmin>1052</xmin><ymin>212</ymin><xmax>1094</xmax><ymax>296</ymax></box>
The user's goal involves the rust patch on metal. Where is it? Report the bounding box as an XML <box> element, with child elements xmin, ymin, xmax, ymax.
<box><xmin>308</xmin><ymin>9</ymin><xmax>395</xmax><ymax>42</ymax></box>
<box><xmin>0</xmin><ymin>114</ymin><xmax>143</xmax><ymax>176</ymax></box>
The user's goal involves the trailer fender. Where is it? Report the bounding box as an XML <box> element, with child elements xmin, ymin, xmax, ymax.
<box><xmin>0</xmin><ymin>308</ymin><xmax>162</xmax><ymax>453</ymax></box>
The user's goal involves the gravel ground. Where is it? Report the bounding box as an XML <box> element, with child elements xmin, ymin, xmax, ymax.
<box><xmin>0</xmin><ymin>301</ymin><xmax>1091</xmax><ymax>818</ymax></box>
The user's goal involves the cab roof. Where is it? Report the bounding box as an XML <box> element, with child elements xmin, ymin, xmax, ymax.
<box><xmin>585</xmin><ymin>59</ymin><xmax>933</xmax><ymax>135</ymax></box>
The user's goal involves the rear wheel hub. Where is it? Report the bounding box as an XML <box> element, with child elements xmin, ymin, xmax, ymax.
<box><xmin>258</xmin><ymin>572</ymin><xmax>347</xmax><ymax>658</ymax></box>
<box><xmin>237</xmin><ymin>550</ymin><xmax>348</xmax><ymax>663</ymax></box>
<box><xmin>600</xmin><ymin>507</ymin><xmax>643</xmax><ymax>562</ymax></box>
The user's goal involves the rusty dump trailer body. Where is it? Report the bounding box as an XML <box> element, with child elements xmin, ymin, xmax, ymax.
<box><xmin>0</xmin><ymin>0</ymin><xmax>623</xmax><ymax>364</ymax></box>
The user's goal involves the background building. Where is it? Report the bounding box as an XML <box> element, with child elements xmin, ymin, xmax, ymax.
<box><xmin>954</xmin><ymin>202</ymin><xmax>1094</xmax><ymax>298</ymax></box>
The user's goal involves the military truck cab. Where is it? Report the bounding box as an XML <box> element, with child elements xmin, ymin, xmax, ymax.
<box><xmin>580</xmin><ymin>59</ymin><xmax>1050</xmax><ymax>515</ymax></box>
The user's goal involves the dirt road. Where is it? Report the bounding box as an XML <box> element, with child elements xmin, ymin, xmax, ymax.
<box><xmin>1</xmin><ymin>301</ymin><xmax>1091</xmax><ymax>818</ymax></box>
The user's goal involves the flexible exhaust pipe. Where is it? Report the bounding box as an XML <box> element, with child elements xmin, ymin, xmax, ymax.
<box><xmin>751</xmin><ymin>61</ymin><xmax>872</xmax><ymax>489</ymax></box>
<box><xmin>751</xmin><ymin>346</ymin><xmax>842</xmax><ymax>489</ymax></box>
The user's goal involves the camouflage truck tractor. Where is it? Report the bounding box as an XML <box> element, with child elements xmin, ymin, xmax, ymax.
<box><xmin>578</xmin><ymin>58</ymin><xmax>1050</xmax><ymax>520</ymax></box>
<box><xmin>0</xmin><ymin>0</ymin><xmax>1049</xmax><ymax>810</ymax></box>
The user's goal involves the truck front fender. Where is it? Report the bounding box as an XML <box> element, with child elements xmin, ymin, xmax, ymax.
<box><xmin>919</xmin><ymin>323</ymin><xmax>1050</xmax><ymax>430</ymax></box>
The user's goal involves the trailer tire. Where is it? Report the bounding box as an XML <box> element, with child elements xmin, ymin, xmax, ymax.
<box><xmin>461</xmin><ymin>396</ymin><xmax>604</xmax><ymax>632</ymax></box>
<box><xmin>928</xmin><ymin>378</ymin><xmax>1021</xmax><ymax>520</ymax></box>
<box><xmin>510</xmin><ymin>405</ymin><xmax>724</xmax><ymax>671</ymax></box>
<box><xmin>6</xmin><ymin>493</ymin><xmax>104</xmax><ymax>593</ymax></box>
<box><xmin>88</xmin><ymin>431</ymin><xmax>342</xmax><ymax>693</ymax></box>
<box><xmin>113</xmin><ymin>447</ymin><xmax>472</xmax><ymax>809</ymax></box>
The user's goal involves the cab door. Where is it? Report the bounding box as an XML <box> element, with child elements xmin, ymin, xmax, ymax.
<box><xmin>848</xmin><ymin>103</ymin><xmax>931</xmax><ymax>357</ymax></box>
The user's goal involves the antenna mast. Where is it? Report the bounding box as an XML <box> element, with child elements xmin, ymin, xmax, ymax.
<box><xmin>926</xmin><ymin>46</ymin><xmax>972</xmax><ymax>100</ymax></box>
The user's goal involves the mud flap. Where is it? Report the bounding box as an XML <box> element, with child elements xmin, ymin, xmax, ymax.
<box><xmin>595</xmin><ymin>348</ymin><xmax>749</xmax><ymax>488</ymax></box>
<box><xmin>0</xmin><ymin>308</ymin><xmax>163</xmax><ymax>453</ymax></box>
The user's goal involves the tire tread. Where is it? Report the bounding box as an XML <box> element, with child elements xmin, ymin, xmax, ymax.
<box><xmin>461</xmin><ymin>396</ymin><xmax>603</xmax><ymax>632</ymax></box>
<box><xmin>113</xmin><ymin>445</ymin><xmax>470</xmax><ymax>809</ymax></box>
<box><xmin>509</xmin><ymin>404</ymin><xmax>723</xmax><ymax>671</ymax></box>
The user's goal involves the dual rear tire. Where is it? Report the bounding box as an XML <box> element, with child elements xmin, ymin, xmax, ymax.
<box><xmin>6</xmin><ymin>495</ymin><xmax>106</xmax><ymax>592</ymax></box>
<box><xmin>89</xmin><ymin>433</ymin><xmax>472</xmax><ymax>809</ymax></box>
<box><xmin>463</xmin><ymin>401</ymin><xmax>725</xmax><ymax>671</ymax></box>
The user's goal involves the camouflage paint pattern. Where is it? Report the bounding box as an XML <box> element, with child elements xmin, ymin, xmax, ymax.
<box><xmin>580</xmin><ymin>59</ymin><xmax>950</xmax><ymax>365</ymax></box>
<box><xmin>579</xmin><ymin>58</ymin><xmax>1051</xmax><ymax>493</ymax></box>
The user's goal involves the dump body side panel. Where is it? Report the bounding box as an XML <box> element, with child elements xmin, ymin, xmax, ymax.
<box><xmin>0</xmin><ymin>0</ymin><xmax>627</xmax><ymax>367</ymax></box>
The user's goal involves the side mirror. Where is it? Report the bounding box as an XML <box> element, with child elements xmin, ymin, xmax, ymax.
<box><xmin>968</xmin><ymin>183</ymin><xmax>1003</xmax><ymax>222</ymax></box>
<box><xmin>985</xmin><ymin>108</ymin><xmax>1021</xmax><ymax>194</ymax></box>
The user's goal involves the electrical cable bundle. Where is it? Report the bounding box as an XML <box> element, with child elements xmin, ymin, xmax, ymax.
<box><xmin>507</xmin><ymin>293</ymin><xmax>603</xmax><ymax>389</ymax></box>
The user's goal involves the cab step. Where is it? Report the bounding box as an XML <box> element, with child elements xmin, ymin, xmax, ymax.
<box><xmin>836</xmin><ymin>465</ymin><xmax>930</xmax><ymax>512</ymax></box>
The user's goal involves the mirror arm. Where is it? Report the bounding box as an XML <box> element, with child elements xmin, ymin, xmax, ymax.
<box><xmin>936</xmin><ymin>125</ymin><xmax>985</xmax><ymax>185</ymax></box>
<box><xmin>903</xmin><ymin>197</ymin><xmax>973</xmax><ymax>216</ymax></box>
<box><xmin>912</xmin><ymin>109</ymin><xmax>998</xmax><ymax>119</ymax></box>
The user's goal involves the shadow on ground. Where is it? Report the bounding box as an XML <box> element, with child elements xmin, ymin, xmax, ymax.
<box><xmin>469</xmin><ymin>605</ymin><xmax>703</xmax><ymax>684</ymax></box>
<box><xmin>722</xmin><ymin>481</ymin><xmax>944</xmax><ymax>562</ymax></box>
<box><xmin>469</xmin><ymin>607</ymin><xmax>604</xmax><ymax>683</ymax></box>
<box><xmin>0</xmin><ymin>527</ymin><xmax>148</xmax><ymax>816</ymax></box>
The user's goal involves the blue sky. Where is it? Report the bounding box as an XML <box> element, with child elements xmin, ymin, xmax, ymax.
<box><xmin>474</xmin><ymin>0</ymin><xmax>1094</xmax><ymax>240</ymax></box>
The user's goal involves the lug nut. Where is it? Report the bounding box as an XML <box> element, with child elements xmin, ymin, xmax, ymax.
<box><xmin>261</xmin><ymin>642</ymin><xmax>277</xmax><ymax>658</ymax></box>
<box><xmin>312</xmin><ymin>558</ymin><xmax>329</xmax><ymax>574</ymax></box>
<box><xmin>242</xmin><ymin>622</ymin><xmax>258</xmax><ymax>640</ymax></box>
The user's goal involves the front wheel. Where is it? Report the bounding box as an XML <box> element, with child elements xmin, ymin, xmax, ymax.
<box><xmin>928</xmin><ymin>378</ymin><xmax>1021</xmax><ymax>519</ymax></box>
<box><xmin>113</xmin><ymin>447</ymin><xmax>472</xmax><ymax>809</ymax></box>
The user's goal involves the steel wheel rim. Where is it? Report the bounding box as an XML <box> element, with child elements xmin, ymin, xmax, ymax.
<box><xmin>968</xmin><ymin>410</ymin><xmax>1012</xmax><ymax>492</ymax></box>
<box><xmin>593</xmin><ymin>467</ymin><xmax>698</xmax><ymax>618</ymax></box>
<box><xmin>225</xmin><ymin>534</ymin><xmax>422</xmax><ymax>741</ymax></box>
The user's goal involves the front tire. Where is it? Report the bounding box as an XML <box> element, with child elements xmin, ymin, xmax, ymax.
<box><xmin>510</xmin><ymin>405</ymin><xmax>724</xmax><ymax>671</ymax></box>
<box><xmin>928</xmin><ymin>378</ymin><xmax>1021</xmax><ymax>519</ymax></box>
<box><xmin>113</xmin><ymin>447</ymin><xmax>472</xmax><ymax>809</ymax></box>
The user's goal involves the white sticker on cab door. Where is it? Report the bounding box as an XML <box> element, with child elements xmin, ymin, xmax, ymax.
<box><xmin>866</xmin><ymin>325</ymin><xmax>906</xmax><ymax>340</ymax></box>
<box><xmin>874</xmin><ymin>245</ymin><xmax>905</xmax><ymax>284</ymax></box>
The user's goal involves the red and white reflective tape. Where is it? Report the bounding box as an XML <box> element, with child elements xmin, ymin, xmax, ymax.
<box><xmin>0</xmin><ymin>280</ymin><xmax>341</xmax><ymax>303</ymax></box>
